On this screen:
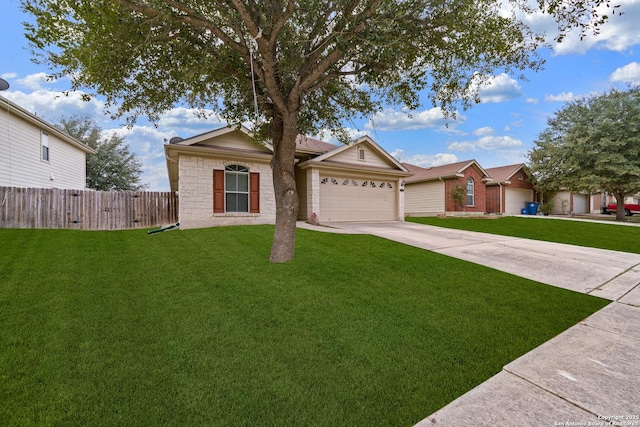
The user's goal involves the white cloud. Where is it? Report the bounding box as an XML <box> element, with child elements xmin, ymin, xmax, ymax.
<box><xmin>16</xmin><ymin>72</ymin><xmax>56</xmax><ymax>90</ymax></box>
<box><xmin>552</xmin><ymin>0</ymin><xmax>640</xmax><ymax>55</ymax></box>
<box><xmin>472</xmin><ymin>126</ymin><xmax>494</xmax><ymax>136</ymax></box>
<box><xmin>447</xmin><ymin>135</ymin><xmax>524</xmax><ymax>152</ymax></box>
<box><xmin>544</xmin><ymin>92</ymin><xmax>576</xmax><ymax>102</ymax></box>
<box><xmin>503</xmin><ymin>0</ymin><xmax>640</xmax><ymax>55</ymax></box>
<box><xmin>158</xmin><ymin>106</ymin><xmax>225</xmax><ymax>128</ymax></box>
<box><xmin>526</xmin><ymin>97</ymin><xmax>539</xmax><ymax>105</ymax></box>
<box><xmin>476</xmin><ymin>135</ymin><xmax>524</xmax><ymax>150</ymax></box>
<box><xmin>447</xmin><ymin>142</ymin><xmax>477</xmax><ymax>151</ymax></box>
<box><xmin>313</xmin><ymin>127</ymin><xmax>371</xmax><ymax>145</ymax></box>
<box><xmin>474</xmin><ymin>73</ymin><xmax>522</xmax><ymax>103</ymax></box>
<box><xmin>366</xmin><ymin>107</ymin><xmax>465</xmax><ymax>131</ymax></box>
<box><xmin>610</xmin><ymin>62</ymin><xmax>640</xmax><ymax>84</ymax></box>
<box><xmin>391</xmin><ymin>149</ymin><xmax>458</xmax><ymax>167</ymax></box>
<box><xmin>3</xmin><ymin>89</ymin><xmax>106</xmax><ymax>123</ymax></box>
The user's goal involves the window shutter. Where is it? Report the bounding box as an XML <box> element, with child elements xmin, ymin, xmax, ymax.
<box><xmin>249</xmin><ymin>172</ymin><xmax>260</xmax><ymax>213</ymax></box>
<box><xmin>213</xmin><ymin>170</ymin><xmax>225</xmax><ymax>213</ymax></box>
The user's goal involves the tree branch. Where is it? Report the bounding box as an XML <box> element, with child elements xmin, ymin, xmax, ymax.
<box><xmin>294</xmin><ymin>1</ymin><xmax>379</xmax><ymax>100</ymax></box>
<box><xmin>229</xmin><ymin>0</ymin><xmax>288</xmax><ymax>113</ymax></box>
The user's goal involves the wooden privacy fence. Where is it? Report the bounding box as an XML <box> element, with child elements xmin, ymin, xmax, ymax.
<box><xmin>0</xmin><ymin>186</ymin><xmax>178</xmax><ymax>230</ymax></box>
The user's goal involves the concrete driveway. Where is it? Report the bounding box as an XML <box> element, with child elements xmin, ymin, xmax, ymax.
<box><xmin>301</xmin><ymin>220</ymin><xmax>640</xmax><ymax>426</ymax></box>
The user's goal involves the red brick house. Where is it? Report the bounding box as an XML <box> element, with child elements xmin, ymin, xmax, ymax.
<box><xmin>485</xmin><ymin>164</ymin><xmax>536</xmax><ymax>214</ymax></box>
<box><xmin>403</xmin><ymin>160</ymin><xmax>491</xmax><ymax>216</ymax></box>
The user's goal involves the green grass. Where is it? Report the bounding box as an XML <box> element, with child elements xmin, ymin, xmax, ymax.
<box><xmin>0</xmin><ymin>226</ymin><xmax>608</xmax><ymax>426</ymax></box>
<box><xmin>407</xmin><ymin>216</ymin><xmax>640</xmax><ymax>254</ymax></box>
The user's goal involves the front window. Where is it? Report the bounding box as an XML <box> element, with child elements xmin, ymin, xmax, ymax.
<box><xmin>466</xmin><ymin>178</ymin><xmax>474</xmax><ymax>206</ymax></box>
<box><xmin>225</xmin><ymin>165</ymin><xmax>249</xmax><ymax>212</ymax></box>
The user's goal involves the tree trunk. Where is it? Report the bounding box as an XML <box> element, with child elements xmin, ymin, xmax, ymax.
<box><xmin>269</xmin><ymin>115</ymin><xmax>299</xmax><ymax>263</ymax></box>
<box><xmin>614</xmin><ymin>191</ymin><xmax>626</xmax><ymax>221</ymax></box>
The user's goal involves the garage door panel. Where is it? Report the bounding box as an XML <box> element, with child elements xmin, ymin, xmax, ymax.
<box><xmin>505</xmin><ymin>188</ymin><xmax>533</xmax><ymax>215</ymax></box>
<box><xmin>573</xmin><ymin>194</ymin><xmax>588</xmax><ymax>214</ymax></box>
<box><xmin>320</xmin><ymin>176</ymin><xmax>396</xmax><ymax>221</ymax></box>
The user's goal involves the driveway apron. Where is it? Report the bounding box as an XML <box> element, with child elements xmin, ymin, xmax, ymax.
<box><xmin>312</xmin><ymin>221</ymin><xmax>640</xmax><ymax>426</ymax></box>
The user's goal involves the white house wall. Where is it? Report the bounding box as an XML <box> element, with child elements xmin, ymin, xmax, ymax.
<box><xmin>329</xmin><ymin>144</ymin><xmax>392</xmax><ymax>168</ymax></box>
<box><xmin>177</xmin><ymin>155</ymin><xmax>275</xmax><ymax>229</ymax></box>
<box><xmin>404</xmin><ymin>180</ymin><xmax>445</xmax><ymax>216</ymax></box>
<box><xmin>550</xmin><ymin>191</ymin><xmax>572</xmax><ymax>215</ymax></box>
<box><xmin>295</xmin><ymin>167</ymin><xmax>308</xmax><ymax>221</ymax></box>
<box><xmin>0</xmin><ymin>107</ymin><xmax>87</xmax><ymax>189</ymax></box>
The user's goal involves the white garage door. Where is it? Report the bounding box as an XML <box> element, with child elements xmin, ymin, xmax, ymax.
<box><xmin>573</xmin><ymin>194</ymin><xmax>589</xmax><ymax>213</ymax></box>
<box><xmin>505</xmin><ymin>188</ymin><xmax>533</xmax><ymax>215</ymax></box>
<box><xmin>319</xmin><ymin>175</ymin><xmax>397</xmax><ymax>221</ymax></box>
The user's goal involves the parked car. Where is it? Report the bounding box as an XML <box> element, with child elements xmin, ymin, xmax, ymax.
<box><xmin>603</xmin><ymin>203</ymin><xmax>640</xmax><ymax>216</ymax></box>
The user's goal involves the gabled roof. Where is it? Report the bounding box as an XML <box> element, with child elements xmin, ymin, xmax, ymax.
<box><xmin>0</xmin><ymin>95</ymin><xmax>95</xmax><ymax>154</ymax></box>
<box><xmin>294</xmin><ymin>135</ymin><xmax>337</xmax><ymax>155</ymax></box>
<box><xmin>168</xmin><ymin>124</ymin><xmax>337</xmax><ymax>156</ymax></box>
<box><xmin>403</xmin><ymin>159</ymin><xmax>490</xmax><ymax>183</ymax></box>
<box><xmin>299</xmin><ymin>135</ymin><xmax>410</xmax><ymax>174</ymax></box>
<box><xmin>485</xmin><ymin>163</ymin><xmax>529</xmax><ymax>185</ymax></box>
<box><xmin>164</xmin><ymin>125</ymin><xmax>409</xmax><ymax>191</ymax></box>
<box><xmin>170</xmin><ymin>123</ymin><xmax>255</xmax><ymax>146</ymax></box>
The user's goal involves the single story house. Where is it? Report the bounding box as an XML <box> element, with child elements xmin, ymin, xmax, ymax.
<box><xmin>485</xmin><ymin>163</ymin><xmax>536</xmax><ymax>214</ymax></box>
<box><xmin>164</xmin><ymin>125</ymin><xmax>411</xmax><ymax>229</ymax></box>
<box><xmin>547</xmin><ymin>191</ymin><xmax>592</xmax><ymax>214</ymax></box>
<box><xmin>403</xmin><ymin>160</ymin><xmax>491</xmax><ymax>216</ymax></box>
<box><xmin>404</xmin><ymin>160</ymin><xmax>538</xmax><ymax>216</ymax></box>
<box><xmin>0</xmin><ymin>95</ymin><xmax>95</xmax><ymax>189</ymax></box>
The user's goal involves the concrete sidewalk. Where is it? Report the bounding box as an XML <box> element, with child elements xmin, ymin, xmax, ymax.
<box><xmin>299</xmin><ymin>221</ymin><xmax>640</xmax><ymax>426</ymax></box>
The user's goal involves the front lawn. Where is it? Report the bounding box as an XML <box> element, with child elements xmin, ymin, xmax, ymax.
<box><xmin>0</xmin><ymin>226</ymin><xmax>608</xmax><ymax>426</ymax></box>
<box><xmin>407</xmin><ymin>216</ymin><xmax>640</xmax><ymax>254</ymax></box>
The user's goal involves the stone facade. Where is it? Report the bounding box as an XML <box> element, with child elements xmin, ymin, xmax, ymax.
<box><xmin>178</xmin><ymin>155</ymin><xmax>276</xmax><ymax>229</ymax></box>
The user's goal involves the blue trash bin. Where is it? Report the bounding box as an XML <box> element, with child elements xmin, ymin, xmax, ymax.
<box><xmin>521</xmin><ymin>208</ymin><xmax>529</xmax><ymax>215</ymax></box>
<box><xmin>528</xmin><ymin>202</ymin><xmax>540</xmax><ymax>215</ymax></box>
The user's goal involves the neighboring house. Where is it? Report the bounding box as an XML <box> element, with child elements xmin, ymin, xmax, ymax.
<box><xmin>403</xmin><ymin>160</ymin><xmax>491</xmax><ymax>216</ymax></box>
<box><xmin>548</xmin><ymin>191</ymin><xmax>591</xmax><ymax>214</ymax></box>
<box><xmin>485</xmin><ymin>164</ymin><xmax>536</xmax><ymax>214</ymax></box>
<box><xmin>0</xmin><ymin>95</ymin><xmax>95</xmax><ymax>189</ymax></box>
<box><xmin>164</xmin><ymin>125</ymin><xmax>411</xmax><ymax>229</ymax></box>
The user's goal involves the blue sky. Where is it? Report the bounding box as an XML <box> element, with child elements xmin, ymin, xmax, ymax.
<box><xmin>2</xmin><ymin>0</ymin><xmax>640</xmax><ymax>191</ymax></box>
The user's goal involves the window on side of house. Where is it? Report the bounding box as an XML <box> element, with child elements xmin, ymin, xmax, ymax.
<box><xmin>41</xmin><ymin>131</ymin><xmax>50</xmax><ymax>162</ymax></box>
<box><xmin>358</xmin><ymin>148</ymin><xmax>365</xmax><ymax>161</ymax></box>
<box><xmin>225</xmin><ymin>165</ymin><xmax>249</xmax><ymax>212</ymax></box>
<box><xmin>466</xmin><ymin>177</ymin><xmax>474</xmax><ymax>206</ymax></box>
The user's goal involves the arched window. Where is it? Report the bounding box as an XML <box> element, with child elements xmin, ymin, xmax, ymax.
<box><xmin>225</xmin><ymin>165</ymin><xmax>249</xmax><ymax>212</ymax></box>
<box><xmin>466</xmin><ymin>178</ymin><xmax>474</xmax><ymax>206</ymax></box>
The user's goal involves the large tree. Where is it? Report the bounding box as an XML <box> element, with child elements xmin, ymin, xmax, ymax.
<box><xmin>23</xmin><ymin>0</ymin><xmax>616</xmax><ymax>262</ymax></box>
<box><xmin>528</xmin><ymin>87</ymin><xmax>640</xmax><ymax>221</ymax></box>
<box><xmin>56</xmin><ymin>116</ymin><xmax>146</xmax><ymax>192</ymax></box>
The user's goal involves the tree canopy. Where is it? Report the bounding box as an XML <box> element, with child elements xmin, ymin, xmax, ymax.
<box><xmin>528</xmin><ymin>87</ymin><xmax>640</xmax><ymax>220</ymax></box>
<box><xmin>23</xmin><ymin>0</ymin><xmax>618</xmax><ymax>261</ymax></box>
<box><xmin>56</xmin><ymin>116</ymin><xmax>145</xmax><ymax>192</ymax></box>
